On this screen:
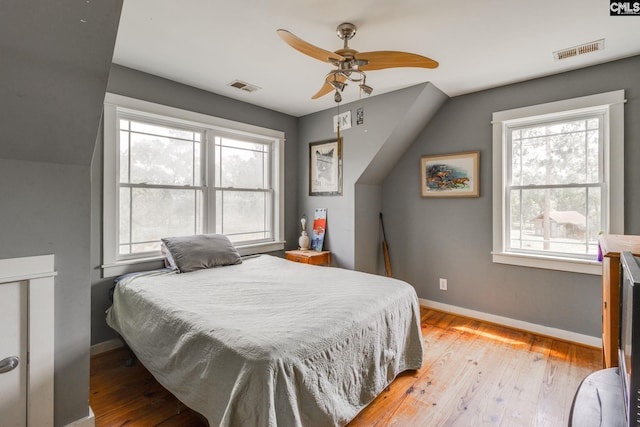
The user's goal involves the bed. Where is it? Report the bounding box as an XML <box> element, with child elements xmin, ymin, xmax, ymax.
<box><xmin>106</xmin><ymin>246</ymin><xmax>423</xmax><ymax>427</ymax></box>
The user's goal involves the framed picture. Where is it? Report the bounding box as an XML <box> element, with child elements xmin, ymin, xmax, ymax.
<box><xmin>309</xmin><ymin>139</ymin><xmax>342</xmax><ymax>196</ymax></box>
<box><xmin>420</xmin><ymin>151</ymin><xmax>480</xmax><ymax>197</ymax></box>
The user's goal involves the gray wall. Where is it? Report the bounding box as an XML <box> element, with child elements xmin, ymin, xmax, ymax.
<box><xmin>0</xmin><ymin>1</ymin><xmax>122</xmax><ymax>425</ymax></box>
<box><xmin>298</xmin><ymin>83</ymin><xmax>448</xmax><ymax>271</ymax></box>
<box><xmin>383</xmin><ymin>55</ymin><xmax>640</xmax><ymax>338</ymax></box>
<box><xmin>91</xmin><ymin>65</ymin><xmax>300</xmax><ymax>345</ymax></box>
<box><xmin>4</xmin><ymin>1</ymin><xmax>635</xmax><ymax>423</ymax></box>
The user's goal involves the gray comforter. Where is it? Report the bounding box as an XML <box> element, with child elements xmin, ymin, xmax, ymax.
<box><xmin>106</xmin><ymin>255</ymin><xmax>423</xmax><ymax>427</ymax></box>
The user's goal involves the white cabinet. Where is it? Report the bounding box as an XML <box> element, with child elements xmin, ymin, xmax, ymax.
<box><xmin>0</xmin><ymin>282</ymin><xmax>27</xmax><ymax>426</ymax></box>
<box><xmin>0</xmin><ymin>255</ymin><xmax>55</xmax><ymax>427</ymax></box>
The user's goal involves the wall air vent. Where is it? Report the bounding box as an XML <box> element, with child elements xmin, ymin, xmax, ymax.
<box><xmin>227</xmin><ymin>80</ymin><xmax>261</xmax><ymax>93</ymax></box>
<box><xmin>553</xmin><ymin>39</ymin><xmax>604</xmax><ymax>61</ymax></box>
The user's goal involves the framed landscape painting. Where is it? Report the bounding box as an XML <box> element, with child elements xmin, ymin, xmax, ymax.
<box><xmin>420</xmin><ymin>151</ymin><xmax>479</xmax><ymax>197</ymax></box>
<box><xmin>309</xmin><ymin>139</ymin><xmax>342</xmax><ymax>196</ymax></box>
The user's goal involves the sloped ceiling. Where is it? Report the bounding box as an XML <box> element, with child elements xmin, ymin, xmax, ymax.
<box><xmin>0</xmin><ymin>0</ymin><xmax>122</xmax><ymax>165</ymax></box>
<box><xmin>357</xmin><ymin>83</ymin><xmax>448</xmax><ymax>185</ymax></box>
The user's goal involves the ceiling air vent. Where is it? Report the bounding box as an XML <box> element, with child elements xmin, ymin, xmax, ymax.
<box><xmin>553</xmin><ymin>39</ymin><xmax>604</xmax><ymax>61</ymax></box>
<box><xmin>227</xmin><ymin>80</ymin><xmax>261</xmax><ymax>93</ymax></box>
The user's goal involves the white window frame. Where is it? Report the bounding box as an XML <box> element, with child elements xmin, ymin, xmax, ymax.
<box><xmin>102</xmin><ymin>93</ymin><xmax>285</xmax><ymax>277</ymax></box>
<box><xmin>492</xmin><ymin>90</ymin><xmax>625</xmax><ymax>275</ymax></box>
<box><xmin>210</xmin><ymin>132</ymin><xmax>275</xmax><ymax>244</ymax></box>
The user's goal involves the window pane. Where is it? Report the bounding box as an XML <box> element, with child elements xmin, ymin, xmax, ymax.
<box><xmin>216</xmin><ymin>190</ymin><xmax>271</xmax><ymax>243</ymax></box>
<box><xmin>130</xmin><ymin>121</ymin><xmax>196</xmax><ymax>141</ymax></box>
<box><xmin>587</xmin><ymin>118</ymin><xmax>599</xmax><ymax>129</ymax></box>
<box><xmin>119</xmin><ymin>119</ymin><xmax>203</xmax><ymax>186</ymax></box>
<box><xmin>194</xmin><ymin>141</ymin><xmax>202</xmax><ymax>186</ymax></box>
<box><xmin>509</xmin><ymin>189</ymin><xmax>523</xmax><ymax>249</ymax></box>
<box><xmin>586</xmin><ymin>129</ymin><xmax>600</xmax><ymax>183</ymax></box>
<box><xmin>119</xmin><ymin>188</ymin><xmax>131</xmax><ymax>255</ymax></box>
<box><xmin>215</xmin><ymin>137</ymin><xmax>269</xmax><ymax>189</ymax></box>
<box><xmin>119</xmin><ymin>131</ymin><xmax>129</xmax><ymax>183</ymax></box>
<box><xmin>129</xmin><ymin>133</ymin><xmax>196</xmax><ymax>185</ymax></box>
<box><xmin>219</xmin><ymin>137</ymin><xmax>266</xmax><ymax>152</ymax></box>
<box><xmin>119</xmin><ymin>188</ymin><xmax>203</xmax><ymax>254</ymax></box>
<box><xmin>509</xmin><ymin>187</ymin><xmax>600</xmax><ymax>256</ymax></box>
<box><xmin>511</xmin><ymin>118</ymin><xmax>599</xmax><ymax>186</ymax></box>
<box><xmin>511</xmin><ymin>136</ymin><xmax>522</xmax><ymax>186</ymax></box>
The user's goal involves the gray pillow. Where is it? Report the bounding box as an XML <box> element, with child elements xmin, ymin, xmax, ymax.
<box><xmin>160</xmin><ymin>242</ymin><xmax>178</xmax><ymax>270</ymax></box>
<box><xmin>161</xmin><ymin>234</ymin><xmax>242</xmax><ymax>273</ymax></box>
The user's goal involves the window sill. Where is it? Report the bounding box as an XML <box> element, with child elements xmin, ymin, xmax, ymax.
<box><xmin>492</xmin><ymin>251</ymin><xmax>602</xmax><ymax>275</ymax></box>
<box><xmin>235</xmin><ymin>241</ymin><xmax>285</xmax><ymax>257</ymax></box>
<box><xmin>102</xmin><ymin>240</ymin><xmax>285</xmax><ymax>278</ymax></box>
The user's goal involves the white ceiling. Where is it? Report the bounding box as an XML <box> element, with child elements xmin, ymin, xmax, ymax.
<box><xmin>113</xmin><ymin>0</ymin><xmax>640</xmax><ymax>117</ymax></box>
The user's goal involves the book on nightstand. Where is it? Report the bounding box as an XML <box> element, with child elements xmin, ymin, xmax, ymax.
<box><xmin>311</xmin><ymin>208</ymin><xmax>327</xmax><ymax>252</ymax></box>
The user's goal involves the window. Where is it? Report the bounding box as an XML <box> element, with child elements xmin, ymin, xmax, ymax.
<box><xmin>118</xmin><ymin>118</ymin><xmax>205</xmax><ymax>255</ymax></box>
<box><xmin>213</xmin><ymin>136</ymin><xmax>273</xmax><ymax>244</ymax></box>
<box><xmin>492</xmin><ymin>90</ymin><xmax>624</xmax><ymax>274</ymax></box>
<box><xmin>103</xmin><ymin>93</ymin><xmax>284</xmax><ymax>276</ymax></box>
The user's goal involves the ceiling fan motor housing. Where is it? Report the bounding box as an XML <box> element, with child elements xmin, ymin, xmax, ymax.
<box><xmin>336</xmin><ymin>23</ymin><xmax>357</xmax><ymax>41</ymax></box>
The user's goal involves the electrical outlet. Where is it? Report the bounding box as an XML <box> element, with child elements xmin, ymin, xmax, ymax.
<box><xmin>439</xmin><ymin>278</ymin><xmax>447</xmax><ymax>291</ymax></box>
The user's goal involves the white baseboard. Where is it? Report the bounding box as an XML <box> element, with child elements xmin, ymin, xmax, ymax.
<box><xmin>64</xmin><ymin>407</ymin><xmax>95</xmax><ymax>427</ymax></box>
<box><xmin>419</xmin><ymin>298</ymin><xmax>602</xmax><ymax>348</ymax></box>
<box><xmin>90</xmin><ymin>338</ymin><xmax>124</xmax><ymax>357</ymax></box>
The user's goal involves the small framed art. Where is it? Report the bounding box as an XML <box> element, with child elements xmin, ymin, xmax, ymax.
<box><xmin>420</xmin><ymin>151</ymin><xmax>479</xmax><ymax>197</ymax></box>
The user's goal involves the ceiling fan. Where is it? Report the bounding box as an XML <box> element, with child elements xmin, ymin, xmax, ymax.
<box><xmin>277</xmin><ymin>22</ymin><xmax>439</xmax><ymax>103</ymax></box>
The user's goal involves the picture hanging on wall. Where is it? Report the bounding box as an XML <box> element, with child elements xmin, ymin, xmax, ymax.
<box><xmin>420</xmin><ymin>151</ymin><xmax>480</xmax><ymax>197</ymax></box>
<box><xmin>309</xmin><ymin>138</ymin><xmax>342</xmax><ymax>196</ymax></box>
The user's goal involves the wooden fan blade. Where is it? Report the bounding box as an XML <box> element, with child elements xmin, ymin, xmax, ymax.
<box><xmin>311</xmin><ymin>74</ymin><xmax>347</xmax><ymax>99</ymax></box>
<box><xmin>311</xmin><ymin>82</ymin><xmax>335</xmax><ymax>99</ymax></box>
<box><xmin>277</xmin><ymin>29</ymin><xmax>345</xmax><ymax>63</ymax></box>
<box><xmin>356</xmin><ymin>51</ymin><xmax>439</xmax><ymax>70</ymax></box>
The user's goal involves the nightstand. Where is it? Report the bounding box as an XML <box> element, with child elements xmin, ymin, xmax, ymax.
<box><xmin>285</xmin><ymin>249</ymin><xmax>331</xmax><ymax>266</ymax></box>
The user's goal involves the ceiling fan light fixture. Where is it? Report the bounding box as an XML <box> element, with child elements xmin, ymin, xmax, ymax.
<box><xmin>334</xmin><ymin>90</ymin><xmax>342</xmax><ymax>103</ymax></box>
<box><xmin>329</xmin><ymin>79</ymin><xmax>346</xmax><ymax>92</ymax></box>
<box><xmin>359</xmin><ymin>83</ymin><xmax>373</xmax><ymax>96</ymax></box>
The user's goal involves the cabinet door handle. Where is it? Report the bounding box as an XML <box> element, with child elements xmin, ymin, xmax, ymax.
<box><xmin>0</xmin><ymin>356</ymin><xmax>19</xmax><ymax>374</ymax></box>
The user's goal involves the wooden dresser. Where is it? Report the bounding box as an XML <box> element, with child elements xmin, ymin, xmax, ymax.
<box><xmin>600</xmin><ymin>234</ymin><xmax>640</xmax><ymax>368</ymax></box>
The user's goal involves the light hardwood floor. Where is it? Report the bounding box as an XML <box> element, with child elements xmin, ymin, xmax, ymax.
<box><xmin>90</xmin><ymin>307</ymin><xmax>601</xmax><ymax>426</ymax></box>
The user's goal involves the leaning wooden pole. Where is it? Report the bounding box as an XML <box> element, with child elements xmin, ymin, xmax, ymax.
<box><xmin>380</xmin><ymin>212</ymin><xmax>392</xmax><ymax>277</ymax></box>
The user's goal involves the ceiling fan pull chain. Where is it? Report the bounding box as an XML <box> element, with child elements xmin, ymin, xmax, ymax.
<box><xmin>336</xmin><ymin>98</ymin><xmax>341</xmax><ymax>140</ymax></box>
